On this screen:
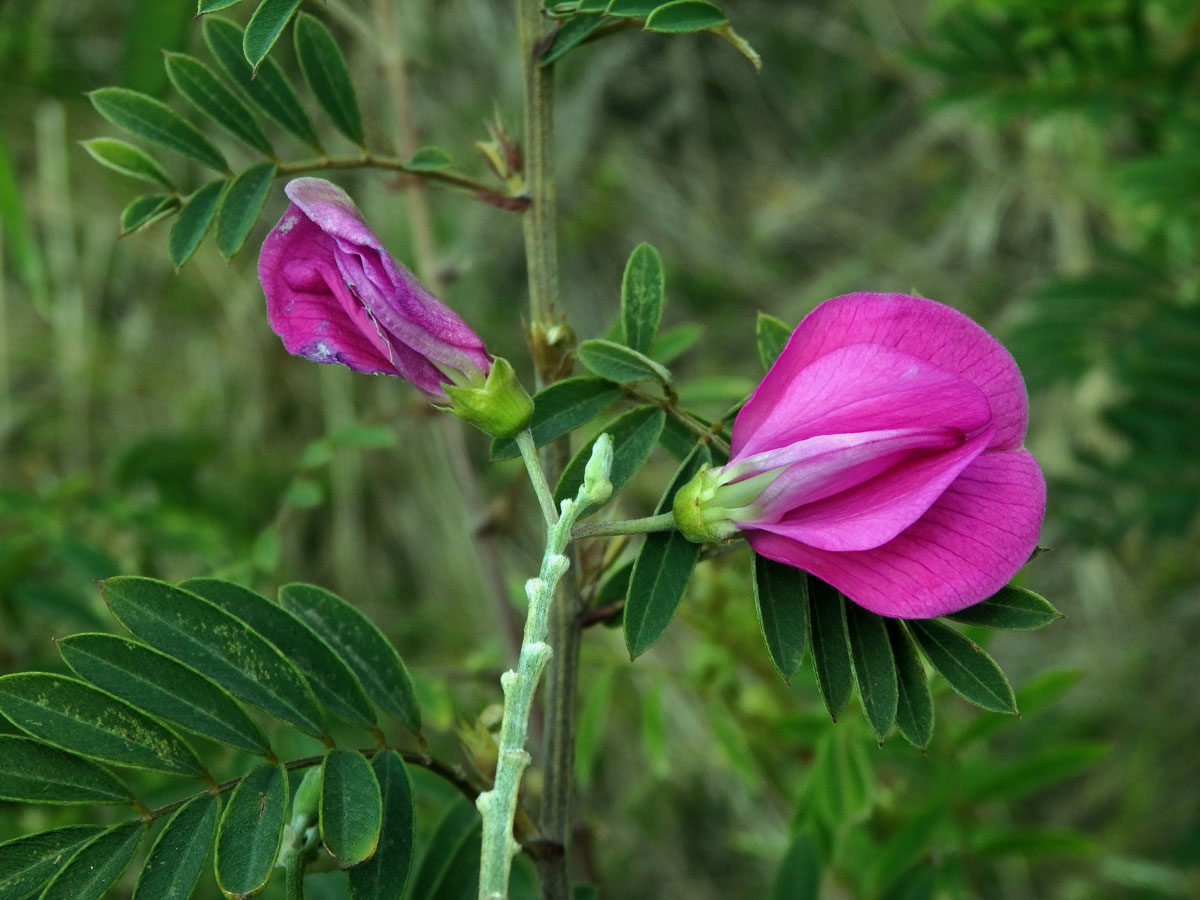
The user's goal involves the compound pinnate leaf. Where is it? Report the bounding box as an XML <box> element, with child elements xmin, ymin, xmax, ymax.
<box><xmin>908</xmin><ymin>619</ymin><xmax>1018</xmax><ymax>714</ymax></box>
<box><xmin>946</xmin><ymin>585</ymin><xmax>1062</xmax><ymax>630</ymax></box>
<box><xmin>204</xmin><ymin>16</ymin><xmax>320</xmax><ymax>148</ymax></box>
<box><xmin>321</xmin><ymin>750</ymin><xmax>383</xmax><ymax>868</ymax></box>
<box><xmin>0</xmin><ymin>673</ymin><xmax>206</xmax><ymax>777</ymax></box>
<box><xmin>624</xmin><ymin>446</ymin><xmax>710</xmax><ymax>658</ymax></box>
<box><xmin>132</xmin><ymin>793</ymin><xmax>219</xmax><ymax>900</ymax></box>
<box><xmin>621</xmin><ymin>242</ymin><xmax>665</xmax><ymax>353</ymax></box>
<box><xmin>807</xmin><ymin>579</ymin><xmax>853</xmax><ymax>722</ymax></box>
<box><xmin>0</xmin><ymin>825</ymin><xmax>104</xmax><ymax>900</ymax></box>
<box><xmin>752</xmin><ymin>554</ymin><xmax>810</xmax><ymax>683</ymax></box>
<box><xmin>169</xmin><ymin>179</ymin><xmax>228</xmax><ymax>269</ymax></box>
<box><xmin>37</xmin><ymin>820</ymin><xmax>146</xmax><ymax>900</ymax></box>
<box><xmin>182</xmin><ymin>578</ymin><xmax>376</xmax><ymax>731</ymax></box>
<box><xmin>59</xmin><ymin>632</ymin><xmax>271</xmax><ymax>756</ymax></box>
<box><xmin>216</xmin><ymin>161</ymin><xmax>276</xmax><ymax>259</ymax></box>
<box><xmin>490</xmin><ymin>376</ymin><xmax>621</xmax><ymax>461</ymax></box>
<box><xmin>215</xmin><ymin>762</ymin><xmax>288</xmax><ymax>899</ymax></box>
<box><xmin>644</xmin><ymin>0</ymin><xmax>729</xmax><ymax>32</ymax></box>
<box><xmin>278</xmin><ymin>582</ymin><xmax>421</xmax><ymax>733</ymax></box>
<box><xmin>887</xmin><ymin>620</ymin><xmax>934</xmax><ymax>750</ymax></box>
<box><xmin>164</xmin><ymin>52</ymin><xmax>274</xmax><ymax>156</ymax></box>
<box><xmin>554</xmin><ymin>405</ymin><xmax>666</xmax><ymax>513</ymax></box>
<box><xmin>243</xmin><ymin>0</ymin><xmax>304</xmax><ymax>70</ymax></box>
<box><xmin>577</xmin><ymin>339</ymin><xmax>672</xmax><ymax>386</ymax></box>
<box><xmin>349</xmin><ymin>750</ymin><xmax>415</xmax><ymax>900</ymax></box>
<box><xmin>844</xmin><ymin>602</ymin><xmax>899</xmax><ymax>743</ymax></box>
<box><xmin>89</xmin><ymin>88</ymin><xmax>228</xmax><ymax>172</ymax></box>
<box><xmin>294</xmin><ymin>13</ymin><xmax>363</xmax><ymax>145</ymax></box>
<box><xmin>0</xmin><ymin>736</ymin><xmax>132</xmax><ymax>805</ymax></box>
<box><xmin>81</xmin><ymin>138</ymin><xmax>174</xmax><ymax>189</ymax></box>
<box><xmin>101</xmin><ymin>576</ymin><xmax>328</xmax><ymax>739</ymax></box>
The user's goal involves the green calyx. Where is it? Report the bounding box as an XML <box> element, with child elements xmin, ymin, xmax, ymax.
<box><xmin>443</xmin><ymin>356</ymin><xmax>534</xmax><ymax>438</ymax></box>
<box><xmin>672</xmin><ymin>463</ymin><xmax>781</xmax><ymax>543</ymax></box>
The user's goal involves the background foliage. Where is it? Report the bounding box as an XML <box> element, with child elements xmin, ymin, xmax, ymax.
<box><xmin>1</xmin><ymin>0</ymin><xmax>1198</xmax><ymax>897</ymax></box>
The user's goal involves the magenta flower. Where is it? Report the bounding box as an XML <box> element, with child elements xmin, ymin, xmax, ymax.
<box><xmin>258</xmin><ymin>177</ymin><xmax>492</xmax><ymax>402</ymax></box>
<box><xmin>675</xmin><ymin>292</ymin><xmax>1045</xmax><ymax>619</ymax></box>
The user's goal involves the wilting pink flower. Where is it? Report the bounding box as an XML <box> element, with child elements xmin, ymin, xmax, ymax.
<box><xmin>258</xmin><ymin>177</ymin><xmax>491</xmax><ymax>402</ymax></box>
<box><xmin>676</xmin><ymin>292</ymin><xmax>1045</xmax><ymax>618</ymax></box>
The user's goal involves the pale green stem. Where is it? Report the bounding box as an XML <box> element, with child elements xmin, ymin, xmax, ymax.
<box><xmin>571</xmin><ymin>512</ymin><xmax>678</xmax><ymax>541</ymax></box>
<box><xmin>517</xmin><ymin>429</ymin><xmax>559</xmax><ymax>527</ymax></box>
<box><xmin>476</xmin><ymin>436</ymin><xmax>614</xmax><ymax>900</ymax></box>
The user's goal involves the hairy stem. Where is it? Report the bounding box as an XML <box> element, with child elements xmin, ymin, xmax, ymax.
<box><xmin>476</xmin><ymin>438</ymin><xmax>613</xmax><ymax>900</ymax></box>
<box><xmin>571</xmin><ymin>512</ymin><xmax>678</xmax><ymax>540</ymax></box>
<box><xmin>518</xmin><ymin>429</ymin><xmax>560</xmax><ymax>526</ymax></box>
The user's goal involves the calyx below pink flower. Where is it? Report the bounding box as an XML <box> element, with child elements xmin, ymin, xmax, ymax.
<box><xmin>674</xmin><ymin>292</ymin><xmax>1046</xmax><ymax>619</ymax></box>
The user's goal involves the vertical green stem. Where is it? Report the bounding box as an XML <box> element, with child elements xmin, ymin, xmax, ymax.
<box><xmin>477</xmin><ymin>437</ymin><xmax>613</xmax><ymax>900</ymax></box>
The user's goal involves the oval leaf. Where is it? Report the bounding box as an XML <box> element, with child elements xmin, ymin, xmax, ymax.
<box><xmin>169</xmin><ymin>179</ymin><xmax>228</xmax><ymax>269</ymax></box>
<box><xmin>605</xmin><ymin>2</ymin><xmax>660</xmax><ymax>17</ymax></box>
<box><xmin>100</xmin><ymin>576</ymin><xmax>328</xmax><ymax>738</ymax></box>
<box><xmin>624</xmin><ymin>446</ymin><xmax>710</xmax><ymax>658</ymax></box>
<box><xmin>752</xmin><ymin>554</ymin><xmax>810</xmax><ymax>683</ymax></box>
<box><xmin>644</xmin><ymin>0</ymin><xmax>729</xmax><ymax>33</ymax></box>
<box><xmin>348</xmin><ymin>750</ymin><xmax>416</xmax><ymax>900</ymax></box>
<box><xmin>0</xmin><ymin>673</ymin><xmax>206</xmax><ymax>777</ymax></box>
<box><xmin>204</xmin><ymin>16</ymin><xmax>320</xmax><ymax>148</ymax></box>
<box><xmin>0</xmin><ymin>735</ymin><xmax>132</xmax><ymax>805</ymax></box>
<box><xmin>577</xmin><ymin>339</ymin><xmax>673</xmax><ymax>386</ymax></box>
<box><xmin>294</xmin><ymin>13</ymin><xmax>364</xmax><ymax>145</ymax></box>
<box><xmin>216</xmin><ymin>161</ymin><xmax>276</xmax><ymax>259</ymax></box>
<box><xmin>807</xmin><ymin>579</ymin><xmax>853</xmax><ymax>722</ymax></box>
<box><xmin>81</xmin><ymin>138</ymin><xmax>174</xmax><ymax>189</ymax></box>
<box><xmin>946</xmin><ymin>585</ymin><xmax>1063</xmax><ymax>631</ymax></box>
<box><xmin>756</xmin><ymin>312</ymin><xmax>792</xmax><ymax>371</ymax></box>
<box><xmin>621</xmin><ymin>242</ymin><xmax>665</xmax><ymax>353</ymax></box>
<box><xmin>59</xmin><ymin>632</ymin><xmax>272</xmax><ymax>756</ymax></box>
<box><xmin>887</xmin><ymin>620</ymin><xmax>934</xmax><ymax>750</ymax></box>
<box><xmin>164</xmin><ymin>53</ymin><xmax>274</xmax><ymax>156</ymax></box>
<box><xmin>844</xmin><ymin>602</ymin><xmax>899</xmax><ymax>743</ymax></box>
<box><xmin>490</xmin><ymin>376</ymin><xmax>621</xmax><ymax>461</ymax></box>
<box><xmin>553</xmin><ymin>405</ymin><xmax>666</xmax><ymax>512</ymax></box>
<box><xmin>120</xmin><ymin>194</ymin><xmax>180</xmax><ymax>235</ymax></box>
<box><xmin>215</xmin><ymin>762</ymin><xmax>288</xmax><ymax>899</ymax></box>
<box><xmin>133</xmin><ymin>793</ymin><xmax>220</xmax><ymax>900</ymax></box>
<box><xmin>89</xmin><ymin>88</ymin><xmax>228</xmax><ymax>172</ymax></box>
<box><xmin>278</xmin><ymin>582</ymin><xmax>420</xmax><ymax>733</ymax></box>
<box><xmin>243</xmin><ymin>0</ymin><xmax>304</xmax><ymax>70</ymax></box>
<box><xmin>0</xmin><ymin>825</ymin><xmax>104</xmax><ymax>900</ymax></box>
<box><xmin>38</xmin><ymin>820</ymin><xmax>146</xmax><ymax>900</ymax></box>
<box><xmin>321</xmin><ymin>750</ymin><xmax>383</xmax><ymax>867</ymax></box>
<box><xmin>908</xmin><ymin>619</ymin><xmax>1018</xmax><ymax>714</ymax></box>
<box><xmin>182</xmin><ymin>578</ymin><xmax>376</xmax><ymax>731</ymax></box>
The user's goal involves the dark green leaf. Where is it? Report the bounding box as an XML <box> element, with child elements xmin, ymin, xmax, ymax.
<box><xmin>183</xmin><ymin>578</ymin><xmax>377</xmax><ymax>731</ymax></box>
<box><xmin>553</xmin><ymin>405</ymin><xmax>666</xmax><ymax>512</ymax></box>
<box><xmin>278</xmin><ymin>582</ymin><xmax>421</xmax><ymax>733</ymax></box>
<box><xmin>845</xmin><ymin>602</ymin><xmax>898</xmax><ymax>742</ymax></box>
<box><xmin>321</xmin><ymin>750</ymin><xmax>383</xmax><ymax>868</ymax></box>
<box><xmin>0</xmin><ymin>673</ymin><xmax>206</xmax><ymax>777</ymax></box>
<box><xmin>807</xmin><ymin>579</ymin><xmax>852</xmax><ymax>721</ymax></box>
<box><xmin>909</xmin><ymin>619</ymin><xmax>1017</xmax><ymax>714</ymax></box>
<box><xmin>644</xmin><ymin>0</ymin><xmax>729</xmax><ymax>32</ymax></box>
<box><xmin>756</xmin><ymin>312</ymin><xmax>791</xmax><ymax>370</ymax></box>
<box><xmin>120</xmin><ymin>194</ymin><xmax>180</xmax><ymax>234</ymax></box>
<box><xmin>216</xmin><ymin>161</ymin><xmax>276</xmax><ymax>259</ymax></box>
<box><xmin>198</xmin><ymin>0</ymin><xmax>244</xmax><ymax>11</ymax></box>
<box><xmin>204</xmin><ymin>16</ymin><xmax>320</xmax><ymax>148</ymax></box>
<box><xmin>624</xmin><ymin>445</ymin><xmax>711</xmax><ymax>658</ymax></box>
<box><xmin>605</xmin><ymin>1</ymin><xmax>659</xmax><ymax>15</ymax></box>
<box><xmin>0</xmin><ymin>736</ymin><xmax>132</xmax><ymax>804</ymax></box>
<box><xmin>349</xmin><ymin>750</ymin><xmax>415</xmax><ymax>900</ymax></box>
<box><xmin>89</xmin><ymin>88</ymin><xmax>228</xmax><ymax>172</ymax></box>
<box><xmin>132</xmin><ymin>793</ymin><xmax>219</xmax><ymax>900</ymax></box>
<box><xmin>169</xmin><ymin>179</ymin><xmax>228</xmax><ymax>268</ymax></box>
<box><xmin>407</xmin><ymin>798</ymin><xmax>481</xmax><ymax>900</ymax></box>
<box><xmin>100</xmin><ymin>576</ymin><xmax>328</xmax><ymax>738</ymax></box>
<box><xmin>772</xmin><ymin>831</ymin><xmax>820</xmax><ymax>900</ymax></box>
<box><xmin>294</xmin><ymin>13</ymin><xmax>364</xmax><ymax>145</ymax></box>
<box><xmin>58</xmin><ymin>632</ymin><xmax>271</xmax><ymax>756</ymax></box>
<box><xmin>577</xmin><ymin>339</ymin><xmax>672</xmax><ymax>386</ymax></box>
<box><xmin>243</xmin><ymin>0</ymin><xmax>304</xmax><ymax>70</ymax></box>
<box><xmin>0</xmin><ymin>825</ymin><xmax>104</xmax><ymax>900</ymax></box>
<box><xmin>164</xmin><ymin>53</ymin><xmax>274</xmax><ymax>156</ymax></box>
<box><xmin>407</xmin><ymin>146</ymin><xmax>453</xmax><ymax>171</ymax></box>
<box><xmin>965</xmin><ymin>742</ymin><xmax>1108</xmax><ymax>802</ymax></box>
<box><xmin>888</xmin><ymin>620</ymin><xmax>934</xmax><ymax>750</ymax></box>
<box><xmin>38</xmin><ymin>821</ymin><xmax>145</xmax><ymax>900</ymax></box>
<box><xmin>577</xmin><ymin>0</ymin><xmax>610</xmax><ymax>10</ymax></box>
<box><xmin>81</xmin><ymin>138</ymin><xmax>175</xmax><ymax>189</ymax></box>
<box><xmin>540</xmin><ymin>14</ymin><xmax>606</xmax><ymax>65</ymax></box>
<box><xmin>649</xmin><ymin>322</ymin><xmax>702</xmax><ymax>365</ymax></box>
<box><xmin>490</xmin><ymin>377</ymin><xmax>620</xmax><ymax>461</ymax></box>
<box><xmin>215</xmin><ymin>762</ymin><xmax>288</xmax><ymax>899</ymax></box>
<box><xmin>752</xmin><ymin>555</ymin><xmax>809</xmax><ymax>683</ymax></box>
<box><xmin>946</xmin><ymin>585</ymin><xmax>1063</xmax><ymax>630</ymax></box>
<box><xmin>620</xmin><ymin>242</ymin><xmax>665</xmax><ymax>354</ymax></box>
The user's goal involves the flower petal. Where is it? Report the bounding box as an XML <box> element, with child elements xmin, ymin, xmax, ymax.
<box><xmin>733</xmin><ymin>342</ymin><xmax>992</xmax><ymax>458</ymax></box>
<box><xmin>737</xmin><ymin>293</ymin><xmax>1028</xmax><ymax>453</ymax></box>
<box><xmin>745</xmin><ymin>449</ymin><xmax>1046</xmax><ymax>618</ymax></box>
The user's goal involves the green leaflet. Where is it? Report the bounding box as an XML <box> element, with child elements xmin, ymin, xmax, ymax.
<box><xmin>215</xmin><ymin>762</ymin><xmax>288</xmax><ymax>899</ymax></box>
<box><xmin>132</xmin><ymin>794</ymin><xmax>219</xmax><ymax>900</ymax></box>
<box><xmin>81</xmin><ymin>138</ymin><xmax>174</xmax><ymax>189</ymax></box>
<box><xmin>320</xmin><ymin>749</ymin><xmax>383</xmax><ymax>868</ymax></box>
<box><xmin>553</xmin><ymin>405</ymin><xmax>666</xmax><ymax>513</ymax></box>
<box><xmin>844</xmin><ymin>601</ymin><xmax>899</xmax><ymax>742</ymax></box>
<box><xmin>620</xmin><ymin>242</ymin><xmax>665</xmax><ymax>354</ymax></box>
<box><xmin>0</xmin><ymin>825</ymin><xmax>104</xmax><ymax>900</ymax></box>
<box><xmin>644</xmin><ymin>0</ymin><xmax>729</xmax><ymax>33</ymax></box>
<box><xmin>577</xmin><ymin>339</ymin><xmax>673</xmax><ymax>386</ymax></box>
<box><xmin>807</xmin><ymin>579</ymin><xmax>853</xmax><ymax>721</ymax></box>
<box><xmin>215</xmin><ymin>161</ymin><xmax>276</xmax><ymax>259</ymax></box>
<box><xmin>164</xmin><ymin>52</ymin><xmax>274</xmax><ymax>156</ymax></box>
<box><xmin>0</xmin><ymin>736</ymin><xmax>132</xmax><ymax>805</ymax></box>
<box><xmin>348</xmin><ymin>750</ymin><xmax>416</xmax><ymax>900</ymax></box>
<box><xmin>243</xmin><ymin>0</ymin><xmax>304</xmax><ymax>70</ymax></box>
<box><xmin>755</xmin><ymin>312</ymin><xmax>791</xmax><ymax>371</ymax></box>
<box><xmin>37</xmin><ymin>820</ymin><xmax>146</xmax><ymax>900</ymax></box>
<box><xmin>89</xmin><ymin>87</ymin><xmax>228</xmax><ymax>172</ymax></box>
<box><xmin>120</xmin><ymin>194</ymin><xmax>180</xmax><ymax>234</ymax></box>
<box><xmin>946</xmin><ymin>585</ymin><xmax>1063</xmax><ymax>630</ymax></box>
<box><xmin>888</xmin><ymin>620</ymin><xmax>934</xmax><ymax>750</ymax></box>
<box><xmin>539</xmin><ymin>14</ymin><xmax>607</xmax><ymax>65</ymax></box>
<box><xmin>168</xmin><ymin>179</ymin><xmax>228</xmax><ymax>269</ymax></box>
<box><xmin>909</xmin><ymin>619</ymin><xmax>1017</xmax><ymax>714</ymax></box>
<box><xmin>751</xmin><ymin>555</ymin><xmax>810</xmax><ymax>683</ymax></box>
<box><xmin>406</xmin><ymin>798</ymin><xmax>481</xmax><ymax>900</ymax></box>
<box><xmin>294</xmin><ymin>13</ymin><xmax>364</xmax><ymax>145</ymax></box>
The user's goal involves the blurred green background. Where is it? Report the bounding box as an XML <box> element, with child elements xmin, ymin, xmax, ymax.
<box><xmin>2</xmin><ymin>0</ymin><xmax>1199</xmax><ymax>897</ymax></box>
